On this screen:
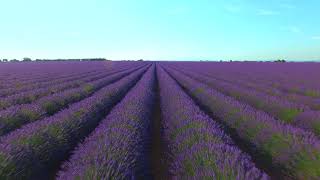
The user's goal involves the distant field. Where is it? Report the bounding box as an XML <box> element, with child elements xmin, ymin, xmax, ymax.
<box><xmin>0</xmin><ymin>61</ymin><xmax>319</xmax><ymax>179</ymax></box>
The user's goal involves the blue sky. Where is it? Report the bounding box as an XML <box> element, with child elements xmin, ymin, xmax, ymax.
<box><xmin>0</xmin><ymin>0</ymin><xmax>319</xmax><ymax>61</ymax></box>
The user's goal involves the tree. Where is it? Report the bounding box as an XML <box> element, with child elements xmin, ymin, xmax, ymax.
<box><xmin>10</xmin><ymin>59</ymin><xmax>19</xmax><ymax>62</ymax></box>
<box><xmin>3</xmin><ymin>59</ymin><xmax>8</xmax><ymax>62</ymax></box>
<box><xmin>274</xmin><ymin>59</ymin><xmax>286</xmax><ymax>63</ymax></box>
<box><xmin>81</xmin><ymin>58</ymin><xmax>106</xmax><ymax>61</ymax></box>
<box><xmin>23</xmin><ymin>57</ymin><xmax>32</xmax><ymax>62</ymax></box>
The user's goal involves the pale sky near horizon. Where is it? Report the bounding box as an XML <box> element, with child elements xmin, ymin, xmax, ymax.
<box><xmin>0</xmin><ymin>0</ymin><xmax>319</xmax><ymax>61</ymax></box>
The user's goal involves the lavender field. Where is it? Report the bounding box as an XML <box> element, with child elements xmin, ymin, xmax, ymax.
<box><xmin>0</xmin><ymin>61</ymin><xmax>320</xmax><ymax>179</ymax></box>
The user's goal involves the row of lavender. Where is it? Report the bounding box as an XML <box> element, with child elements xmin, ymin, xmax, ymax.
<box><xmin>157</xmin><ymin>66</ymin><xmax>268</xmax><ymax>179</ymax></box>
<box><xmin>57</xmin><ymin>65</ymin><xmax>157</xmax><ymax>179</ymax></box>
<box><xmin>0</xmin><ymin>65</ymin><xmax>141</xmax><ymax>109</ymax></box>
<box><xmin>195</xmin><ymin>66</ymin><xmax>320</xmax><ymax>110</ymax></box>
<box><xmin>0</xmin><ymin>62</ymin><xmax>139</xmax><ymax>97</ymax></box>
<box><xmin>0</xmin><ymin>65</ymin><xmax>146</xmax><ymax>136</ymax></box>
<box><xmin>170</xmin><ymin>63</ymin><xmax>320</xmax><ymax>110</ymax></box>
<box><xmin>0</xmin><ymin>61</ymin><xmax>116</xmax><ymax>89</ymax></box>
<box><xmin>166</xmin><ymin>63</ymin><xmax>320</xmax><ymax>136</ymax></box>
<box><xmin>0</xmin><ymin>68</ymin><xmax>102</xmax><ymax>97</ymax></box>
<box><xmin>162</xmin><ymin>65</ymin><xmax>320</xmax><ymax>179</ymax></box>
<box><xmin>0</xmin><ymin>62</ymin><xmax>319</xmax><ymax>179</ymax></box>
<box><xmin>0</xmin><ymin>65</ymin><xmax>149</xmax><ymax>179</ymax></box>
<box><xmin>57</xmin><ymin>65</ymin><xmax>269</xmax><ymax>180</ymax></box>
<box><xmin>0</xmin><ymin>63</ymin><xmax>270</xmax><ymax>179</ymax></box>
<box><xmin>169</xmin><ymin>62</ymin><xmax>320</xmax><ymax>98</ymax></box>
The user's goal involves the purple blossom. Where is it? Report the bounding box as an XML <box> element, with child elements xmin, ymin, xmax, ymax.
<box><xmin>157</xmin><ymin>66</ymin><xmax>268</xmax><ymax>179</ymax></box>
<box><xmin>57</xmin><ymin>65</ymin><xmax>155</xmax><ymax>179</ymax></box>
<box><xmin>0</xmin><ymin>66</ymin><xmax>148</xmax><ymax>179</ymax></box>
<box><xmin>163</xmin><ymin>65</ymin><xmax>320</xmax><ymax>179</ymax></box>
<box><xmin>0</xmin><ymin>65</ymin><xmax>147</xmax><ymax>136</ymax></box>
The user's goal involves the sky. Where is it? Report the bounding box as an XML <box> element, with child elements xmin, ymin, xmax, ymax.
<box><xmin>0</xmin><ymin>0</ymin><xmax>319</xmax><ymax>61</ymax></box>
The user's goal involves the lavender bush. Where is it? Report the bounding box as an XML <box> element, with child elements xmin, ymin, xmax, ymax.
<box><xmin>0</xmin><ymin>67</ymin><xmax>148</xmax><ymax>179</ymax></box>
<box><xmin>164</xmin><ymin>66</ymin><xmax>320</xmax><ymax>179</ymax></box>
<box><xmin>58</xmin><ymin>65</ymin><xmax>155</xmax><ymax>179</ymax></box>
<box><xmin>0</xmin><ymin>65</ymin><xmax>147</xmax><ymax>136</ymax></box>
<box><xmin>157</xmin><ymin>66</ymin><xmax>268</xmax><ymax>179</ymax></box>
<box><xmin>0</xmin><ymin>65</ymin><xmax>139</xmax><ymax>109</ymax></box>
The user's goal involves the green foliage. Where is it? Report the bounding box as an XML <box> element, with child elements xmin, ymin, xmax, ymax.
<box><xmin>312</xmin><ymin>121</ymin><xmax>320</xmax><ymax>136</ymax></box>
<box><xmin>305</xmin><ymin>90</ymin><xmax>320</xmax><ymax>98</ymax></box>
<box><xmin>71</xmin><ymin>93</ymin><xmax>82</xmax><ymax>101</ymax></box>
<box><xmin>177</xmin><ymin>133</ymin><xmax>222</xmax><ymax>153</ymax></box>
<box><xmin>279</xmin><ymin>109</ymin><xmax>301</xmax><ymax>123</ymax></box>
<box><xmin>263</xmin><ymin>134</ymin><xmax>290</xmax><ymax>157</ymax></box>
<box><xmin>293</xmin><ymin>150</ymin><xmax>320</xmax><ymax>179</ymax></box>
<box><xmin>82</xmin><ymin>165</ymin><xmax>103</xmax><ymax>180</ymax></box>
<box><xmin>42</xmin><ymin>102</ymin><xmax>58</xmax><ymax>115</ymax></box>
<box><xmin>83</xmin><ymin>84</ymin><xmax>94</xmax><ymax>94</ymax></box>
<box><xmin>245</xmin><ymin>123</ymin><xmax>265</xmax><ymax>139</ymax></box>
<box><xmin>20</xmin><ymin>109</ymin><xmax>40</xmax><ymax>122</ymax></box>
<box><xmin>170</xmin><ymin>122</ymin><xmax>204</xmax><ymax>139</ymax></box>
<box><xmin>74</xmin><ymin>108</ymin><xmax>86</xmax><ymax>118</ymax></box>
<box><xmin>184</xmin><ymin>150</ymin><xmax>237</xmax><ymax>179</ymax></box>
<box><xmin>193</xmin><ymin>87</ymin><xmax>205</xmax><ymax>95</ymax></box>
<box><xmin>46</xmin><ymin>125</ymin><xmax>66</xmax><ymax>143</ymax></box>
<box><xmin>183</xmin><ymin>159</ymin><xmax>195</xmax><ymax>176</ymax></box>
<box><xmin>0</xmin><ymin>153</ymin><xmax>16</xmax><ymax>178</ymax></box>
<box><xmin>15</xmin><ymin>135</ymin><xmax>46</xmax><ymax>147</ymax></box>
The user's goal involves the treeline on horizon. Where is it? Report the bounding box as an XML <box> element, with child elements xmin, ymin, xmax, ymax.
<box><xmin>0</xmin><ymin>58</ymin><xmax>318</xmax><ymax>63</ymax></box>
<box><xmin>0</xmin><ymin>58</ymin><xmax>109</xmax><ymax>62</ymax></box>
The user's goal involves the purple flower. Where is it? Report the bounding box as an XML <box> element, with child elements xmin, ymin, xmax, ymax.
<box><xmin>0</xmin><ymin>65</ymin><xmax>149</xmax><ymax>179</ymax></box>
<box><xmin>157</xmin><ymin>66</ymin><xmax>268</xmax><ymax>179</ymax></box>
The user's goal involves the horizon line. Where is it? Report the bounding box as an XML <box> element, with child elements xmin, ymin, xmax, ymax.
<box><xmin>1</xmin><ymin>58</ymin><xmax>320</xmax><ymax>62</ymax></box>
